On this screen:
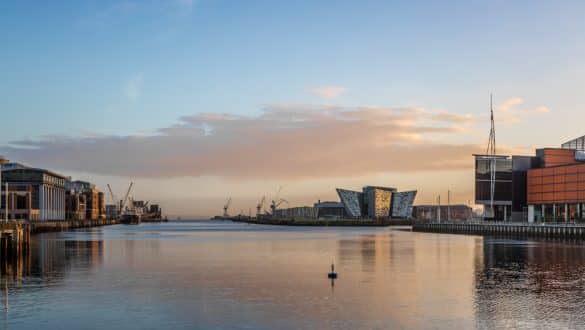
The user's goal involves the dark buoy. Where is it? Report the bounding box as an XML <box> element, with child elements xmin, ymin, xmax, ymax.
<box><xmin>327</xmin><ymin>263</ymin><xmax>338</xmax><ymax>279</ymax></box>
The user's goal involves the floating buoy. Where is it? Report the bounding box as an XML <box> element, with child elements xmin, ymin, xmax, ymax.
<box><xmin>327</xmin><ymin>263</ymin><xmax>338</xmax><ymax>279</ymax></box>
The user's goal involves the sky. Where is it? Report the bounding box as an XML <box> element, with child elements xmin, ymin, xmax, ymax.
<box><xmin>1</xmin><ymin>0</ymin><xmax>585</xmax><ymax>217</ymax></box>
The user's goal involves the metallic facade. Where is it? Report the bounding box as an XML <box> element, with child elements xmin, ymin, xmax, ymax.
<box><xmin>336</xmin><ymin>188</ymin><xmax>363</xmax><ymax>217</ymax></box>
<box><xmin>336</xmin><ymin>186</ymin><xmax>417</xmax><ymax>219</ymax></box>
<box><xmin>366</xmin><ymin>187</ymin><xmax>392</xmax><ymax>218</ymax></box>
<box><xmin>391</xmin><ymin>191</ymin><xmax>417</xmax><ymax>218</ymax></box>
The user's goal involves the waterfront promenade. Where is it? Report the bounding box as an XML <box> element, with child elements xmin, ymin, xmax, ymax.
<box><xmin>413</xmin><ymin>221</ymin><xmax>585</xmax><ymax>239</ymax></box>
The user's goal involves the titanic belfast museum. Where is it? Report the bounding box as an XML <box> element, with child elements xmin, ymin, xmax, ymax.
<box><xmin>336</xmin><ymin>186</ymin><xmax>417</xmax><ymax>219</ymax></box>
<box><xmin>475</xmin><ymin>135</ymin><xmax>585</xmax><ymax>223</ymax></box>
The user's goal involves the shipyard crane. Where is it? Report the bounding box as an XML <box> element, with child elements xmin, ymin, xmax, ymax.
<box><xmin>270</xmin><ymin>198</ymin><xmax>288</xmax><ymax>214</ymax></box>
<box><xmin>269</xmin><ymin>186</ymin><xmax>288</xmax><ymax>214</ymax></box>
<box><xmin>106</xmin><ymin>184</ymin><xmax>116</xmax><ymax>204</ymax></box>
<box><xmin>256</xmin><ymin>196</ymin><xmax>266</xmax><ymax>215</ymax></box>
<box><xmin>223</xmin><ymin>198</ymin><xmax>232</xmax><ymax>217</ymax></box>
<box><xmin>121</xmin><ymin>182</ymin><xmax>134</xmax><ymax>214</ymax></box>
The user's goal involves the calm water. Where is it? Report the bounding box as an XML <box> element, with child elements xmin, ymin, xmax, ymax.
<box><xmin>2</xmin><ymin>221</ymin><xmax>585</xmax><ymax>329</ymax></box>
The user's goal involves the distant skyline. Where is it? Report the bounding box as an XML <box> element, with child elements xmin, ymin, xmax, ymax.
<box><xmin>1</xmin><ymin>0</ymin><xmax>584</xmax><ymax>217</ymax></box>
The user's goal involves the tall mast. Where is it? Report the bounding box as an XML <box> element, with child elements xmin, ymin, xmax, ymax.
<box><xmin>486</xmin><ymin>94</ymin><xmax>496</xmax><ymax>218</ymax></box>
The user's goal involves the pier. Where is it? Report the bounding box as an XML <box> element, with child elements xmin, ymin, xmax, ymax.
<box><xmin>412</xmin><ymin>222</ymin><xmax>585</xmax><ymax>239</ymax></box>
<box><xmin>0</xmin><ymin>221</ymin><xmax>30</xmax><ymax>269</ymax></box>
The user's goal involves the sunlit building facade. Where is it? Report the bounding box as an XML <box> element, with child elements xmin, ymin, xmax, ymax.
<box><xmin>475</xmin><ymin>135</ymin><xmax>585</xmax><ymax>223</ymax></box>
<box><xmin>336</xmin><ymin>186</ymin><xmax>417</xmax><ymax>219</ymax></box>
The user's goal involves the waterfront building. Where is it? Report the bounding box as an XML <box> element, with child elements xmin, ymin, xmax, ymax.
<box><xmin>336</xmin><ymin>186</ymin><xmax>417</xmax><ymax>219</ymax></box>
<box><xmin>67</xmin><ymin>180</ymin><xmax>105</xmax><ymax>220</ymax></box>
<box><xmin>1</xmin><ymin>184</ymin><xmax>40</xmax><ymax>220</ymax></box>
<box><xmin>84</xmin><ymin>187</ymin><xmax>104</xmax><ymax>220</ymax></box>
<box><xmin>66</xmin><ymin>191</ymin><xmax>86</xmax><ymax>220</ymax></box>
<box><xmin>412</xmin><ymin>205</ymin><xmax>473</xmax><ymax>222</ymax></box>
<box><xmin>527</xmin><ymin>146</ymin><xmax>585</xmax><ymax>223</ymax></box>
<box><xmin>474</xmin><ymin>135</ymin><xmax>585</xmax><ymax>223</ymax></box>
<box><xmin>270</xmin><ymin>186</ymin><xmax>417</xmax><ymax>220</ymax></box>
<box><xmin>474</xmin><ymin>154</ymin><xmax>539</xmax><ymax>221</ymax></box>
<box><xmin>1</xmin><ymin>165</ymin><xmax>67</xmax><ymax>221</ymax></box>
<box><xmin>272</xmin><ymin>206</ymin><xmax>318</xmax><ymax>219</ymax></box>
<box><xmin>314</xmin><ymin>201</ymin><xmax>347</xmax><ymax>218</ymax></box>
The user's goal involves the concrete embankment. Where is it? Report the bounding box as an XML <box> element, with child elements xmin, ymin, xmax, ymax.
<box><xmin>232</xmin><ymin>217</ymin><xmax>413</xmax><ymax>227</ymax></box>
<box><xmin>28</xmin><ymin>218</ymin><xmax>119</xmax><ymax>234</ymax></box>
<box><xmin>413</xmin><ymin>222</ymin><xmax>585</xmax><ymax>239</ymax></box>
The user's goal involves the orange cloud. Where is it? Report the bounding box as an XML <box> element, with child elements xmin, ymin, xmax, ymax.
<box><xmin>3</xmin><ymin>105</ymin><xmax>481</xmax><ymax>180</ymax></box>
<box><xmin>496</xmin><ymin>97</ymin><xmax>550</xmax><ymax>124</ymax></box>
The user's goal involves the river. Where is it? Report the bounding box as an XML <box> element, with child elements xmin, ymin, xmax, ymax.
<box><xmin>2</xmin><ymin>221</ymin><xmax>585</xmax><ymax>329</ymax></box>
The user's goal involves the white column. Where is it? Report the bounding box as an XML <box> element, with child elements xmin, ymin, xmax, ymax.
<box><xmin>565</xmin><ymin>204</ymin><xmax>569</xmax><ymax>223</ymax></box>
<box><xmin>50</xmin><ymin>186</ymin><xmax>54</xmax><ymax>220</ymax></box>
<box><xmin>58</xmin><ymin>189</ymin><xmax>62</xmax><ymax>220</ymax></box>
<box><xmin>48</xmin><ymin>186</ymin><xmax>52</xmax><ymax>220</ymax></box>
<box><xmin>528</xmin><ymin>205</ymin><xmax>534</xmax><ymax>223</ymax></box>
<box><xmin>60</xmin><ymin>189</ymin><xmax>65</xmax><ymax>220</ymax></box>
<box><xmin>39</xmin><ymin>185</ymin><xmax>44</xmax><ymax>221</ymax></box>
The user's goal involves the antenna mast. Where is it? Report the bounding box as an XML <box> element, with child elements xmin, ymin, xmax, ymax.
<box><xmin>486</xmin><ymin>94</ymin><xmax>497</xmax><ymax>218</ymax></box>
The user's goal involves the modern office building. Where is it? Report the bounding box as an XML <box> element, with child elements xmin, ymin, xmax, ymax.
<box><xmin>527</xmin><ymin>146</ymin><xmax>585</xmax><ymax>223</ymax></box>
<box><xmin>475</xmin><ymin>135</ymin><xmax>585</xmax><ymax>223</ymax></box>
<box><xmin>474</xmin><ymin>154</ymin><xmax>539</xmax><ymax>221</ymax></box>
<box><xmin>1</xmin><ymin>164</ymin><xmax>67</xmax><ymax>221</ymax></box>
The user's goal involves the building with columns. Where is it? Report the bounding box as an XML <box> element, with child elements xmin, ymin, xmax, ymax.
<box><xmin>2</xmin><ymin>164</ymin><xmax>67</xmax><ymax>221</ymax></box>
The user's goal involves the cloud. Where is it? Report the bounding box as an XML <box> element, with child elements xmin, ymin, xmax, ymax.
<box><xmin>1</xmin><ymin>105</ymin><xmax>482</xmax><ymax>180</ymax></box>
<box><xmin>495</xmin><ymin>97</ymin><xmax>550</xmax><ymax>124</ymax></box>
<box><xmin>125</xmin><ymin>74</ymin><xmax>144</xmax><ymax>103</ymax></box>
<box><xmin>306</xmin><ymin>86</ymin><xmax>346</xmax><ymax>99</ymax></box>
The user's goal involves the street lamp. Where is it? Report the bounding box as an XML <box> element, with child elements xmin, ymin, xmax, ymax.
<box><xmin>0</xmin><ymin>156</ymin><xmax>9</xmax><ymax>222</ymax></box>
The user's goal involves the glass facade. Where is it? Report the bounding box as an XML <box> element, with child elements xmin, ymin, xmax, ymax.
<box><xmin>475</xmin><ymin>156</ymin><xmax>513</xmax><ymax>204</ymax></box>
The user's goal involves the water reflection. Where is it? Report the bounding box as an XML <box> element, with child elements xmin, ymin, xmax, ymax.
<box><xmin>3</xmin><ymin>222</ymin><xmax>585</xmax><ymax>329</ymax></box>
<box><xmin>1</xmin><ymin>234</ymin><xmax>104</xmax><ymax>282</ymax></box>
<box><xmin>476</xmin><ymin>238</ymin><xmax>585</xmax><ymax>329</ymax></box>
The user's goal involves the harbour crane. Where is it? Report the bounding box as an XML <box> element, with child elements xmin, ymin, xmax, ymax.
<box><xmin>270</xmin><ymin>198</ymin><xmax>288</xmax><ymax>214</ymax></box>
<box><xmin>121</xmin><ymin>182</ymin><xmax>134</xmax><ymax>214</ymax></box>
<box><xmin>106</xmin><ymin>184</ymin><xmax>116</xmax><ymax>204</ymax></box>
<box><xmin>223</xmin><ymin>198</ymin><xmax>232</xmax><ymax>217</ymax></box>
<box><xmin>269</xmin><ymin>186</ymin><xmax>288</xmax><ymax>214</ymax></box>
<box><xmin>256</xmin><ymin>196</ymin><xmax>266</xmax><ymax>216</ymax></box>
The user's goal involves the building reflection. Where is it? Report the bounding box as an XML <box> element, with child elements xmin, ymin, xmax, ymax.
<box><xmin>0</xmin><ymin>234</ymin><xmax>104</xmax><ymax>283</ymax></box>
<box><xmin>475</xmin><ymin>238</ymin><xmax>585</xmax><ymax>328</ymax></box>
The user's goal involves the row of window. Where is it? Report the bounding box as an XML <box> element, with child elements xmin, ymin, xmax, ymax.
<box><xmin>532</xmin><ymin>203</ymin><xmax>585</xmax><ymax>222</ymax></box>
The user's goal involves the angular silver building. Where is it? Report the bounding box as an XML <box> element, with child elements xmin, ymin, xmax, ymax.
<box><xmin>336</xmin><ymin>188</ymin><xmax>363</xmax><ymax>217</ymax></box>
<box><xmin>336</xmin><ymin>186</ymin><xmax>417</xmax><ymax>219</ymax></box>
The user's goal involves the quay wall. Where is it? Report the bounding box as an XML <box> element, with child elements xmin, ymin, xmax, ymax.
<box><xmin>28</xmin><ymin>218</ymin><xmax>119</xmax><ymax>234</ymax></box>
<box><xmin>231</xmin><ymin>217</ymin><xmax>413</xmax><ymax>227</ymax></box>
<box><xmin>412</xmin><ymin>222</ymin><xmax>585</xmax><ymax>239</ymax></box>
